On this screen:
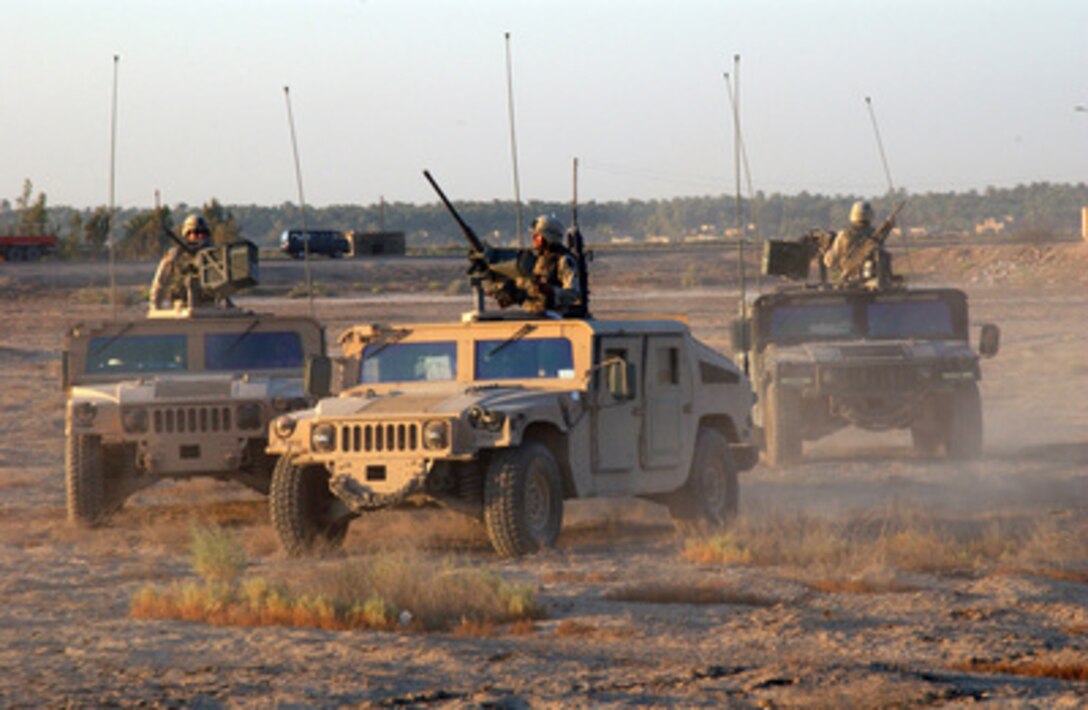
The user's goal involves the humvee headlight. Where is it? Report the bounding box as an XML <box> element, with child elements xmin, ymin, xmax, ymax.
<box><xmin>274</xmin><ymin>415</ymin><xmax>297</xmax><ymax>439</ymax></box>
<box><xmin>121</xmin><ymin>407</ymin><xmax>148</xmax><ymax>434</ymax></box>
<box><xmin>311</xmin><ymin>423</ymin><xmax>336</xmax><ymax>453</ymax></box>
<box><xmin>73</xmin><ymin>402</ymin><xmax>97</xmax><ymax>427</ymax></box>
<box><xmin>422</xmin><ymin>420</ymin><xmax>449</xmax><ymax>450</ymax></box>
<box><xmin>237</xmin><ymin>403</ymin><xmax>263</xmax><ymax>431</ymax></box>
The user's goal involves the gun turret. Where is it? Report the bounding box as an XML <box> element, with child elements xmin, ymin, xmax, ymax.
<box><xmin>423</xmin><ymin>170</ymin><xmax>534</xmax><ymax>312</ymax></box>
<box><xmin>150</xmin><ymin>232</ymin><xmax>260</xmax><ymax>316</ymax></box>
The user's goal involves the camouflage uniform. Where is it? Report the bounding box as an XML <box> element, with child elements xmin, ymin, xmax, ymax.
<box><xmin>823</xmin><ymin>201</ymin><xmax>877</xmax><ymax>284</ymax></box>
<box><xmin>521</xmin><ymin>215</ymin><xmax>581</xmax><ymax>316</ymax></box>
<box><xmin>520</xmin><ymin>248</ymin><xmax>581</xmax><ymax>315</ymax></box>
<box><xmin>150</xmin><ymin>214</ymin><xmax>212</xmax><ymax>309</ymax></box>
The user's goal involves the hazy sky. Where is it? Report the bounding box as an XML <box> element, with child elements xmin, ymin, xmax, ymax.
<box><xmin>4</xmin><ymin>0</ymin><xmax>1086</xmax><ymax>208</ymax></box>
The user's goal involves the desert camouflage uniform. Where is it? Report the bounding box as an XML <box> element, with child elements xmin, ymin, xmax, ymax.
<box><xmin>519</xmin><ymin>247</ymin><xmax>581</xmax><ymax>315</ymax></box>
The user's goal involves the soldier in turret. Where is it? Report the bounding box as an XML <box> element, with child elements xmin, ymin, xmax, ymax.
<box><xmin>823</xmin><ymin>201</ymin><xmax>875</xmax><ymax>281</ymax></box>
<box><xmin>520</xmin><ymin>214</ymin><xmax>581</xmax><ymax>316</ymax></box>
<box><xmin>149</xmin><ymin>214</ymin><xmax>211</xmax><ymax>309</ymax></box>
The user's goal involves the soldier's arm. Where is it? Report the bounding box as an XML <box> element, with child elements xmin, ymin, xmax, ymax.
<box><xmin>149</xmin><ymin>249</ymin><xmax>179</xmax><ymax>307</ymax></box>
<box><xmin>554</xmin><ymin>255</ymin><xmax>581</xmax><ymax>308</ymax></box>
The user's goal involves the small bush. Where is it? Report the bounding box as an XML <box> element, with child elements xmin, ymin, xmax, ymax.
<box><xmin>190</xmin><ymin>525</ymin><xmax>247</xmax><ymax>583</ymax></box>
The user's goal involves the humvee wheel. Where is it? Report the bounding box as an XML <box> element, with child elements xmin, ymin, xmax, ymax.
<box><xmin>484</xmin><ymin>441</ymin><xmax>564</xmax><ymax>558</ymax></box>
<box><xmin>270</xmin><ymin>458</ymin><xmax>353</xmax><ymax>556</ymax></box>
<box><xmin>667</xmin><ymin>429</ymin><xmax>738</xmax><ymax>534</ymax></box>
<box><xmin>66</xmin><ymin>434</ymin><xmax>106</xmax><ymax>525</ymax></box>
<box><xmin>764</xmin><ymin>383</ymin><xmax>802</xmax><ymax>467</ymax></box>
<box><xmin>911</xmin><ymin>397</ymin><xmax>942</xmax><ymax>458</ymax></box>
<box><xmin>945</xmin><ymin>382</ymin><xmax>982</xmax><ymax>460</ymax></box>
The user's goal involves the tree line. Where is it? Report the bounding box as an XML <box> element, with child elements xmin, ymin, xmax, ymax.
<box><xmin>1</xmin><ymin>180</ymin><xmax>1084</xmax><ymax>259</ymax></box>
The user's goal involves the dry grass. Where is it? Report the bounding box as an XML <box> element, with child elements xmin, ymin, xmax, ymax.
<box><xmin>951</xmin><ymin>657</ymin><xmax>1088</xmax><ymax>682</ymax></box>
<box><xmin>604</xmin><ymin>581</ymin><xmax>778</xmax><ymax>607</ymax></box>
<box><xmin>806</xmin><ymin>577</ymin><xmax>917</xmax><ymax>595</ymax></box>
<box><xmin>132</xmin><ymin>533</ymin><xmax>542</xmax><ymax>633</ymax></box>
<box><xmin>683</xmin><ymin>509</ymin><xmax>1087</xmax><ymax>583</ymax></box>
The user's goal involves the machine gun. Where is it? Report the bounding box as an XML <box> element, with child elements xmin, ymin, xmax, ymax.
<box><xmin>156</xmin><ymin>227</ymin><xmax>259</xmax><ymax>311</ymax></box>
<box><xmin>565</xmin><ymin>157</ymin><xmax>592</xmax><ymax>318</ymax></box>
<box><xmin>423</xmin><ymin>170</ymin><xmax>535</xmax><ymax>313</ymax></box>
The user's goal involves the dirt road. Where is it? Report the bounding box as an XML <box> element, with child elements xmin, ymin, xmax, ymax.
<box><xmin>0</xmin><ymin>248</ymin><xmax>1085</xmax><ymax>707</ymax></box>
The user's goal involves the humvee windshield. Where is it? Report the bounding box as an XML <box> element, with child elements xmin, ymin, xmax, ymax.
<box><xmin>87</xmin><ymin>334</ymin><xmax>188</xmax><ymax>374</ymax></box>
<box><xmin>760</xmin><ymin>293</ymin><xmax>963</xmax><ymax>346</ymax></box>
<box><xmin>205</xmin><ymin>332</ymin><xmax>305</xmax><ymax>371</ymax></box>
<box><xmin>475</xmin><ymin>337</ymin><xmax>575</xmax><ymax>380</ymax></box>
<box><xmin>866</xmin><ymin>301</ymin><xmax>955</xmax><ymax>339</ymax></box>
<box><xmin>361</xmin><ymin>342</ymin><xmax>457</xmax><ymax>383</ymax></box>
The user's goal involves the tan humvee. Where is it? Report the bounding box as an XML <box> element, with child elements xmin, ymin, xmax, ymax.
<box><xmin>267</xmin><ymin>312</ymin><xmax>757</xmax><ymax>558</ymax></box>
<box><xmin>64</xmin><ymin>309</ymin><xmax>325</xmax><ymax>524</ymax></box>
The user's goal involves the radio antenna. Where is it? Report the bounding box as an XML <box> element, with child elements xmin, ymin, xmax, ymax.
<box><xmin>284</xmin><ymin>86</ymin><xmax>315</xmax><ymax>316</ymax></box>
<box><xmin>107</xmin><ymin>53</ymin><xmax>120</xmax><ymax>318</ymax></box>
<box><xmin>865</xmin><ymin>96</ymin><xmax>913</xmax><ymax>270</ymax></box>
<box><xmin>728</xmin><ymin>55</ymin><xmax>749</xmax><ymax>375</ymax></box>
<box><xmin>724</xmin><ymin>67</ymin><xmax>761</xmax><ymax>295</ymax></box>
<box><xmin>504</xmin><ymin>32</ymin><xmax>525</xmax><ymax>246</ymax></box>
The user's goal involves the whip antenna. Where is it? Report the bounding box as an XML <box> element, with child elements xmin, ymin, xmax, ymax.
<box><xmin>728</xmin><ymin>55</ymin><xmax>749</xmax><ymax>374</ymax></box>
<box><xmin>284</xmin><ymin>86</ymin><xmax>315</xmax><ymax>316</ymax></box>
<box><xmin>504</xmin><ymin>32</ymin><xmax>525</xmax><ymax>246</ymax></box>
<box><xmin>865</xmin><ymin>96</ymin><xmax>912</xmax><ymax>270</ymax></box>
<box><xmin>108</xmin><ymin>54</ymin><xmax>120</xmax><ymax>318</ymax></box>
<box><xmin>724</xmin><ymin>67</ymin><xmax>761</xmax><ymax>296</ymax></box>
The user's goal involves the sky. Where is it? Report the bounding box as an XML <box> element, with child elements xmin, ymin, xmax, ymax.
<box><xmin>3</xmin><ymin>0</ymin><xmax>1086</xmax><ymax>209</ymax></box>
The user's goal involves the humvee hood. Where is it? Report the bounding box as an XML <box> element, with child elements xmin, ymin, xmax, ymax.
<box><xmin>777</xmin><ymin>339</ymin><xmax>973</xmax><ymax>364</ymax></box>
<box><xmin>74</xmin><ymin>374</ymin><xmax>300</xmax><ymax>405</ymax></box>
<box><xmin>316</xmin><ymin>384</ymin><xmax>569</xmax><ymax>419</ymax></box>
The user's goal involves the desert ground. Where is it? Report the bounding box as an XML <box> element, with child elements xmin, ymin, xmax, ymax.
<box><xmin>0</xmin><ymin>241</ymin><xmax>1086</xmax><ymax>707</ymax></box>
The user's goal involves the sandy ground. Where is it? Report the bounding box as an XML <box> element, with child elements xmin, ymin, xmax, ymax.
<box><xmin>0</xmin><ymin>243</ymin><xmax>1086</xmax><ymax>707</ymax></box>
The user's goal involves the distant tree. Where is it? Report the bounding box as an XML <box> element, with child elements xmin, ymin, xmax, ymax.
<box><xmin>120</xmin><ymin>206</ymin><xmax>174</xmax><ymax>258</ymax></box>
<box><xmin>15</xmin><ymin>178</ymin><xmax>48</xmax><ymax>232</ymax></box>
<box><xmin>202</xmin><ymin>198</ymin><xmax>241</xmax><ymax>245</ymax></box>
<box><xmin>84</xmin><ymin>207</ymin><xmax>111</xmax><ymax>256</ymax></box>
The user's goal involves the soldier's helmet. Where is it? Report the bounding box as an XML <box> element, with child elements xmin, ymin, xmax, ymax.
<box><xmin>182</xmin><ymin>214</ymin><xmax>211</xmax><ymax>243</ymax></box>
<box><xmin>849</xmin><ymin>201</ymin><xmax>874</xmax><ymax>226</ymax></box>
<box><xmin>530</xmin><ymin>214</ymin><xmax>565</xmax><ymax>246</ymax></box>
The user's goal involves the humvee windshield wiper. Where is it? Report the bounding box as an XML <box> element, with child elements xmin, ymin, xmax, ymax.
<box><xmin>362</xmin><ymin>328</ymin><xmax>412</xmax><ymax>360</ymax></box>
<box><xmin>89</xmin><ymin>322</ymin><xmax>136</xmax><ymax>359</ymax></box>
<box><xmin>486</xmin><ymin>323</ymin><xmax>536</xmax><ymax>359</ymax></box>
<box><xmin>221</xmin><ymin>319</ymin><xmax>262</xmax><ymax>356</ymax></box>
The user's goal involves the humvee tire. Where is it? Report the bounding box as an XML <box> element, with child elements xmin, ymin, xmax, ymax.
<box><xmin>667</xmin><ymin>429</ymin><xmax>738</xmax><ymax>534</ymax></box>
<box><xmin>911</xmin><ymin>396</ymin><xmax>942</xmax><ymax>457</ymax></box>
<box><xmin>484</xmin><ymin>441</ymin><xmax>564</xmax><ymax>559</ymax></box>
<box><xmin>270</xmin><ymin>458</ymin><xmax>352</xmax><ymax>556</ymax></box>
<box><xmin>945</xmin><ymin>382</ymin><xmax>983</xmax><ymax>460</ymax></box>
<box><xmin>66</xmin><ymin>434</ymin><xmax>105</xmax><ymax>525</ymax></box>
<box><xmin>764</xmin><ymin>383</ymin><xmax>802</xmax><ymax>467</ymax></box>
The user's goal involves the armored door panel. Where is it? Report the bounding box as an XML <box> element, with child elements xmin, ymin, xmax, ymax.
<box><xmin>592</xmin><ymin>336</ymin><xmax>643</xmax><ymax>474</ymax></box>
<box><xmin>642</xmin><ymin>336</ymin><xmax>688</xmax><ymax>469</ymax></box>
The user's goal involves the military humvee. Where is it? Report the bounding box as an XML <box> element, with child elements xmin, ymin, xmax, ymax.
<box><xmin>63</xmin><ymin>240</ymin><xmax>325</xmax><ymax>524</ymax></box>
<box><xmin>266</xmin><ymin>312</ymin><xmax>757</xmax><ymax>558</ymax></box>
<box><xmin>735</xmin><ymin>241</ymin><xmax>1000</xmax><ymax>466</ymax></box>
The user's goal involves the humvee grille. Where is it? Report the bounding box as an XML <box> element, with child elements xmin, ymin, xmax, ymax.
<box><xmin>828</xmin><ymin>366</ymin><xmax>915</xmax><ymax>392</ymax></box>
<box><xmin>337</xmin><ymin>422</ymin><xmax>420</xmax><ymax>453</ymax></box>
<box><xmin>153</xmin><ymin>406</ymin><xmax>234</xmax><ymax>434</ymax></box>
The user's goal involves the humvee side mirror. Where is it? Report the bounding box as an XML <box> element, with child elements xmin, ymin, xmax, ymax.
<box><xmin>729</xmin><ymin>319</ymin><xmax>750</xmax><ymax>352</ymax></box>
<box><xmin>305</xmin><ymin>354</ymin><xmax>333</xmax><ymax>399</ymax></box>
<box><xmin>606</xmin><ymin>360</ymin><xmax>637</xmax><ymax>401</ymax></box>
<box><xmin>978</xmin><ymin>323</ymin><xmax>1001</xmax><ymax>358</ymax></box>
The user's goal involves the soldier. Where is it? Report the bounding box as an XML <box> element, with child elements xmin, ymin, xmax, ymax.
<box><xmin>519</xmin><ymin>214</ymin><xmax>581</xmax><ymax>316</ymax></box>
<box><xmin>823</xmin><ymin>200</ymin><xmax>884</xmax><ymax>284</ymax></box>
<box><xmin>149</xmin><ymin>214</ymin><xmax>211</xmax><ymax>309</ymax></box>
